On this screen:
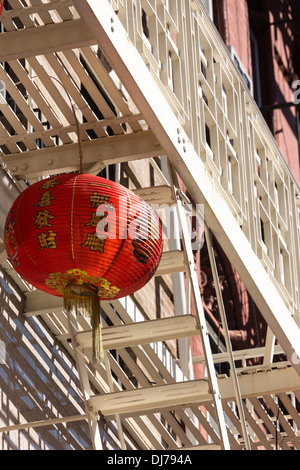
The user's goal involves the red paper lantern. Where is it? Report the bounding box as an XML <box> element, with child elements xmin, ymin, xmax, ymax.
<box><xmin>0</xmin><ymin>1</ymin><xmax>3</xmax><ymax>17</ymax></box>
<box><xmin>4</xmin><ymin>173</ymin><xmax>163</xmax><ymax>361</ymax></box>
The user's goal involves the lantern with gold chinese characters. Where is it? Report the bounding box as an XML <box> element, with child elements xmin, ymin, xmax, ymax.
<box><xmin>4</xmin><ymin>173</ymin><xmax>163</xmax><ymax>362</ymax></box>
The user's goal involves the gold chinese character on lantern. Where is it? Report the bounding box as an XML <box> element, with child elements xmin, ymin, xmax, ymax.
<box><xmin>85</xmin><ymin>212</ymin><xmax>108</xmax><ymax>228</ymax></box>
<box><xmin>81</xmin><ymin>232</ymin><xmax>105</xmax><ymax>254</ymax></box>
<box><xmin>38</xmin><ymin>230</ymin><xmax>57</xmax><ymax>250</ymax></box>
<box><xmin>40</xmin><ymin>178</ymin><xmax>60</xmax><ymax>190</ymax></box>
<box><xmin>89</xmin><ymin>192</ymin><xmax>111</xmax><ymax>209</ymax></box>
<box><xmin>35</xmin><ymin>209</ymin><xmax>55</xmax><ymax>229</ymax></box>
<box><xmin>35</xmin><ymin>191</ymin><xmax>55</xmax><ymax>208</ymax></box>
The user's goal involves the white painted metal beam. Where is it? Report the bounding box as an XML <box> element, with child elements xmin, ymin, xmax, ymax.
<box><xmin>3</xmin><ymin>130</ymin><xmax>163</xmax><ymax>180</ymax></box>
<box><xmin>176</xmin><ymin>194</ymin><xmax>230</xmax><ymax>449</ymax></box>
<box><xmin>205</xmin><ymin>224</ymin><xmax>251</xmax><ymax>450</ymax></box>
<box><xmin>25</xmin><ymin>290</ymin><xmax>63</xmax><ymax>315</ymax></box>
<box><xmin>133</xmin><ymin>185</ymin><xmax>175</xmax><ymax>206</ymax></box>
<box><xmin>155</xmin><ymin>250</ymin><xmax>187</xmax><ymax>276</ymax></box>
<box><xmin>0</xmin><ymin>244</ymin><xmax>7</xmax><ymax>264</ymax></box>
<box><xmin>0</xmin><ymin>19</ymin><xmax>95</xmax><ymax>62</ymax></box>
<box><xmin>88</xmin><ymin>366</ymin><xmax>300</xmax><ymax>418</ymax></box>
<box><xmin>219</xmin><ymin>365</ymin><xmax>300</xmax><ymax>401</ymax></box>
<box><xmin>193</xmin><ymin>344</ymin><xmax>285</xmax><ymax>365</ymax></box>
<box><xmin>0</xmin><ymin>168</ymin><xmax>20</xmax><ymax>239</ymax></box>
<box><xmin>88</xmin><ymin>379</ymin><xmax>211</xmax><ymax>417</ymax></box>
<box><xmin>0</xmin><ymin>414</ymin><xmax>88</xmax><ymax>434</ymax></box>
<box><xmin>72</xmin><ymin>0</ymin><xmax>300</xmax><ymax>376</ymax></box>
<box><xmin>72</xmin><ymin>315</ymin><xmax>199</xmax><ymax>350</ymax></box>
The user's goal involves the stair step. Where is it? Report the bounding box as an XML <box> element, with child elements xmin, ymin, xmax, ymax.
<box><xmin>74</xmin><ymin>314</ymin><xmax>199</xmax><ymax>350</ymax></box>
<box><xmin>155</xmin><ymin>250</ymin><xmax>187</xmax><ymax>276</ymax></box>
<box><xmin>133</xmin><ymin>185</ymin><xmax>175</xmax><ymax>206</ymax></box>
<box><xmin>88</xmin><ymin>379</ymin><xmax>210</xmax><ymax>417</ymax></box>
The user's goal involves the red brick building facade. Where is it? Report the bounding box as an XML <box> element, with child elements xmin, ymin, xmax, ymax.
<box><xmin>213</xmin><ymin>0</ymin><xmax>300</xmax><ymax>183</ymax></box>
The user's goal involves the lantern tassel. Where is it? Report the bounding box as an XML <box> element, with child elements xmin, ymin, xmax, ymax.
<box><xmin>91</xmin><ymin>294</ymin><xmax>103</xmax><ymax>364</ymax></box>
<box><xmin>64</xmin><ymin>282</ymin><xmax>103</xmax><ymax>364</ymax></box>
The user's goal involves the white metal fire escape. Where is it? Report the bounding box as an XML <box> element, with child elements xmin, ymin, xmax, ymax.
<box><xmin>0</xmin><ymin>0</ymin><xmax>300</xmax><ymax>450</ymax></box>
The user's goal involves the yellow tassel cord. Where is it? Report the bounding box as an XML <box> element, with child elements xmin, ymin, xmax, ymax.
<box><xmin>64</xmin><ymin>282</ymin><xmax>103</xmax><ymax>364</ymax></box>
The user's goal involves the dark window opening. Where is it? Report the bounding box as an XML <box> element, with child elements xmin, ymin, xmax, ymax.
<box><xmin>142</xmin><ymin>9</ymin><xmax>150</xmax><ymax>38</ymax></box>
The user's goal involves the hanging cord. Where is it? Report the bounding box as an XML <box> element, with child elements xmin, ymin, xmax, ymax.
<box><xmin>32</xmin><ymin>75</ymin><xmax>83</xmax><ymax>173</ymax></box>
<box><xmin>71</xmin><ymin>100</ymin><xmax>83</xmax><ymax>174</ymax></box>
<box><xmin>49</xmin><ymin>76</ymin><xmax>83</xmax><ymax>173</ymax></box>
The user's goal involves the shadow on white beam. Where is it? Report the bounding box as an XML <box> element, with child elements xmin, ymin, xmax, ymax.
<box><xmin>0</xmin><ymin>19</ymin><xmax>94</xmax><ymax>62</ymax></box>
<box><xmin>88</xmin><ymin>366</ymin><xmax>300</xmax><ymax>418</ymax></box>
<box><xmin>65</xmin><ymin>315</ymin><xmax>199</xmax><ymax>351</ymax></box>
<box><xmin>133</xmin><ymin>185</ymin><xmax>175</xmax><ymax>206</ymax></box>
<box><xmin>89</xmin><ymin>379</ymin><xmax>211</xmax><ymax>417</ymax></box>
<box><xmin>4</xmin><ymin>131</ymin><xmax>162</xmax><ymax>180</ymax></box>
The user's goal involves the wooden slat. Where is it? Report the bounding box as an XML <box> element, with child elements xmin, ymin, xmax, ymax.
<box><xmin>173</xmin><ymin>444</ymin><xmax>221</xmax><ymax>450</ymax></box>
<box><xmin>1</xmin><ymin>0</ymin><xmax>74</xmax><ymax>23</ymax></box>
<box><xmin>29</xmin><ymin>0</ymin><xmax>55</xmax><ymax>25</ymax></box>
<box><xmin>248</xmin><ymin>397</ymin><xmax>282</xmax><ymax>447</ymax></box>
<box><xmin>277</xmin><ymin>393</ymin><xmax>300</xmax><ymax>429</ymax></box>
<box><xmin>0</xmin><ymin>121</ymin><xmax>22</xmax><ymax>154</ymax></box>
<box><xmin>1</xmin><ymin>0</ymin><xmax>36</xmax><ymax>29</ymax></box>
<box><xmin>0</xmin><ymin>104</ymin><xmax>37</xmax><ymax>151</ymax></box>
<box><xmin>241</xmin><ymin>403</ymin><xmax>275</xmax><ymax>450</ymax></box>
<box><xmin>0</xmin><ymin>116</ymin><xmax>144</xmax><ymax>148</ymax></box>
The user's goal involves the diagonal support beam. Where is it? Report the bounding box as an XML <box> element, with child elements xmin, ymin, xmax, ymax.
<box><xmin>72</xmin><ymin>0</ymin><xmax>300</xmax><ymax>376</ymax></box>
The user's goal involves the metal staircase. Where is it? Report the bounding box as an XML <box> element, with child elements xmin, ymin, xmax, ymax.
<box><xmin>0</xmin><ymin>0</ymin><xmax>300</xmax><ymax>450</ymax></box>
